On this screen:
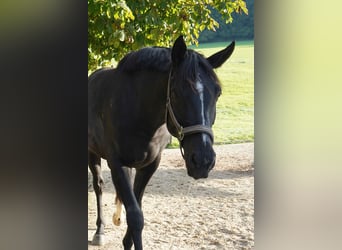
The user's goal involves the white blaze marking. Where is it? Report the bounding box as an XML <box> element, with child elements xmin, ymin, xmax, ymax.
<box><xmin>195</xmin><ymin>80</ymin><xmax>205</xmax><ymax>125</ymax></box>
<box><xmin>195</xmin><ymin>80</ymin><xmax>209</xmax><ymax>145</ymax></box>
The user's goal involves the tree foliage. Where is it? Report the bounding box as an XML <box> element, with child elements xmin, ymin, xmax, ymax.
<box><xmin>88</xmin><ymin>0</ymin><xmax>248</xmax><ymax>71</ymax></box>
<box><xmin>199</xmin><ymin>0</ymin><xmax>253</xmax><ymax>43</ymax></box>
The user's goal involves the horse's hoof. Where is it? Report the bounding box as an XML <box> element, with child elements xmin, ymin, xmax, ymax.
<box><xmin>92</xmin><ymin>233</ymin><xmax>105</xmax><ymax>246</ymax></box>
<box><xmin>113</xmin><ymin>213</ymin><xmax>121</xmax><ymax>226</ymax></box>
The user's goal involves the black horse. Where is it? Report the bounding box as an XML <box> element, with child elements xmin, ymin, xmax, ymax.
<box><xmin>88</xmin><ymin>36</ymin><xmax>235</xmax><ymax>249</ymax></box>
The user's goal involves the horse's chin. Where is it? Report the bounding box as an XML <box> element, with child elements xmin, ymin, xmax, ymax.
<box><xmin>187</xmin><ymin>168</ymin><xmax>209</xmax><ymax>180</ymax></box>
<box><xmin>185</xmin><ymin>159</ymin><xmax>215</xmax><ymax>180</ymax></box>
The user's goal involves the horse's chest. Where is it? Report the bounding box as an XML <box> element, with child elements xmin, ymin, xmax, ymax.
<box><xmin>119</xmin><ymin>125</ymin><xmax>170</xmax><ymax>168</ymax></box>
<box><xmin>125</xmin><ymin>148</ymin><xmax>156</xmax><ymax>168</ymax></box>
<box><xmin>120</xmin><ymin>141</ymin><xmax>160</xmax><ymax>169</ymax></box>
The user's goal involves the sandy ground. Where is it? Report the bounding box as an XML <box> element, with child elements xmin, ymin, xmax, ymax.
<box><xmin>88</xmin><ymin>143</ymin><xmax>254</xmax><ymax>250</ymax></box>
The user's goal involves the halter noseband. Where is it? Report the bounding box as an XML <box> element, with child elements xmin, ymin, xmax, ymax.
<box><xmin>165</xmin><ymin>71</ymin><xmax>214</xmax><ymax>156</ymax></box>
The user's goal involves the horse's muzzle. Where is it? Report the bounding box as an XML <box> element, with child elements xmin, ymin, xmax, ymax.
<box><xmin>186</xmin><ymin>153</ymin><xmax>216</xmax><ymax>179</ymax></box>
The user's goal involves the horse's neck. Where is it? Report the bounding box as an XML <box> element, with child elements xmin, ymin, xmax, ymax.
<box><xmin>140</xmin><ymin>73</ymin><xmax>169</xmax><ymax>127</ymax></box>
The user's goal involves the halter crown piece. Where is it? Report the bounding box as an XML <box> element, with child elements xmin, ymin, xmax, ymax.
<box><xmin>165</xmin><ymin>71</ymin><xmax>214</xmax><ymax>157</ymax></box>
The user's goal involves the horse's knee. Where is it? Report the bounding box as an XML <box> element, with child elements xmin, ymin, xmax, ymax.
<box><xmin>126</xmin><ymin>207</ymin><xmax>144</xmax><ymax>231</ymax></box>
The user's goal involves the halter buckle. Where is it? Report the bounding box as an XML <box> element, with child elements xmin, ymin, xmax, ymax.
<box><xmin>178</xmin><ymin>126</ymin><xmax>184</xmax><ymax>141</ymax></box>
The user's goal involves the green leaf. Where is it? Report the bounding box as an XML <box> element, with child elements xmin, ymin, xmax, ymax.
<box><xmin>119</xmin><ymin>30</ymin><xmax>125</xmax><ymax>42</ymax></box>
<box><xmin>88</xmin><ymin>0</ymin><xmax>251</xmax><ymax>71</ymax></box>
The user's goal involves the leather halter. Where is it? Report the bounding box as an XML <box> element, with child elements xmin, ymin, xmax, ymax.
<box><xmin>165</xmin><ymin>71</ymin><xmax>214</xmax><ymax>155</ymax></box>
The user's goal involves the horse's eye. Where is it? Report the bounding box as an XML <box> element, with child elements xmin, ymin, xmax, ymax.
<box><xmin>217</xmin><ymin>90</ymin><xmax>222</xmax><ymax>98</ymax></box>
<box><xmin>215</xmin><ymin>86</ymin><xmax>222</xmax><ymax>99</ymax></box>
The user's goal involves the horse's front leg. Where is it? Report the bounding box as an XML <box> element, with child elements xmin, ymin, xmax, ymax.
<box><xmin>88</xmin><ymin>152</ymin><xmax>105</xmax><ymax>245</ymax></box>
<box><xmin>122</xmin><ymin>154</ymin><xmax>161</xmax><ymax>247</ymax></box>
<box><xmin>113</xmin><ymin>167</ymin><xmax>132</xmax><ymax>226</ymax></box>
<box><xmin>108</xmin><ymin>158</ymin><xmax>143</xmax><ymax>250</ymax></box>
<box><xmin>133</xmin><ymin>154</ymin><xmax>161</xmax><ymax>207</ymax></box>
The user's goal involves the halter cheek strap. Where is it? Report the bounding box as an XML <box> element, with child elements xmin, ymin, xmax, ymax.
<box><xmin>166</xmin><ymin>98</ymin><xmax>214</xmax><ymax>142</ymax></box>
<box><xmin>165</xmin><ymin>71</ymin><xmax>214</xmax><ymax>157</ymax></box>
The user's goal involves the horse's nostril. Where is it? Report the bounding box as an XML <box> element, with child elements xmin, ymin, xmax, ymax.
<box><xmin>191</xmin><ymin>153</ymin><xmax>214</xmax><ymax>170</ymax></box>
<box><xmin>208</xmin><ymin>159</ymin><xmax>215</xmax><ymax>170</ymax></box>
<box><xmin>204</xmin><ymin>158</ymin><xmax>210</xmax><ymax>166</ymax></box>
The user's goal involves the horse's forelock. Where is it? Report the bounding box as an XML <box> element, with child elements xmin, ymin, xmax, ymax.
<box><xmin>174</xmin><ymin>50</ymin><xmax>220</xmax><ymax>90</ymax></box>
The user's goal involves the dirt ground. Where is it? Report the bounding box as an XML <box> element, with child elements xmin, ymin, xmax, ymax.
<box><xmin>88</xmin><ymin>143</ymin><xmax>254</xmax><ymax>250</ymax></box>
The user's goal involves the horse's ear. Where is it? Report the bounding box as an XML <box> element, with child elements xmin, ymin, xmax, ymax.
<box><xmin>171</xmin><ymin>35</ymin><xmax>187</xmax><ymax>66</ymax></box>
<box><xmin>207</xmin><ymin>41</ymin><xmax>235</xmax><ymax>68</ymax></box>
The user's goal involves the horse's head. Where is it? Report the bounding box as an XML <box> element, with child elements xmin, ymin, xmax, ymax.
<box><xmin>166</xmin><ymin>36</ymin><xmax>235</xmax><ymax>179</ymax></box>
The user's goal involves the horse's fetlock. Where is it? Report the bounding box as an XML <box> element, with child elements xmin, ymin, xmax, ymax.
<box><xmin>96</xmin><ymin>176</ymin><xmax>104</xmax><ymax>189</ymax></box>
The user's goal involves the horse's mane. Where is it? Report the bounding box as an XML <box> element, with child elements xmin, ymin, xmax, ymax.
<box><xmin>117</xmin><ymin>47</ymin><xmax>171</xmax><ymax>73</ymax></box>
<box><xmin>117</xmin><ymin>46</ymin><xmax>220</xmax><ymax>88</ymax></box>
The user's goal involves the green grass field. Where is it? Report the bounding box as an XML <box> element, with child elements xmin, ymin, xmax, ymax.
<box><xmin>169</xmin><ymin>40</ymin><xmax>254</xmax><ymax>148</ymax></box>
